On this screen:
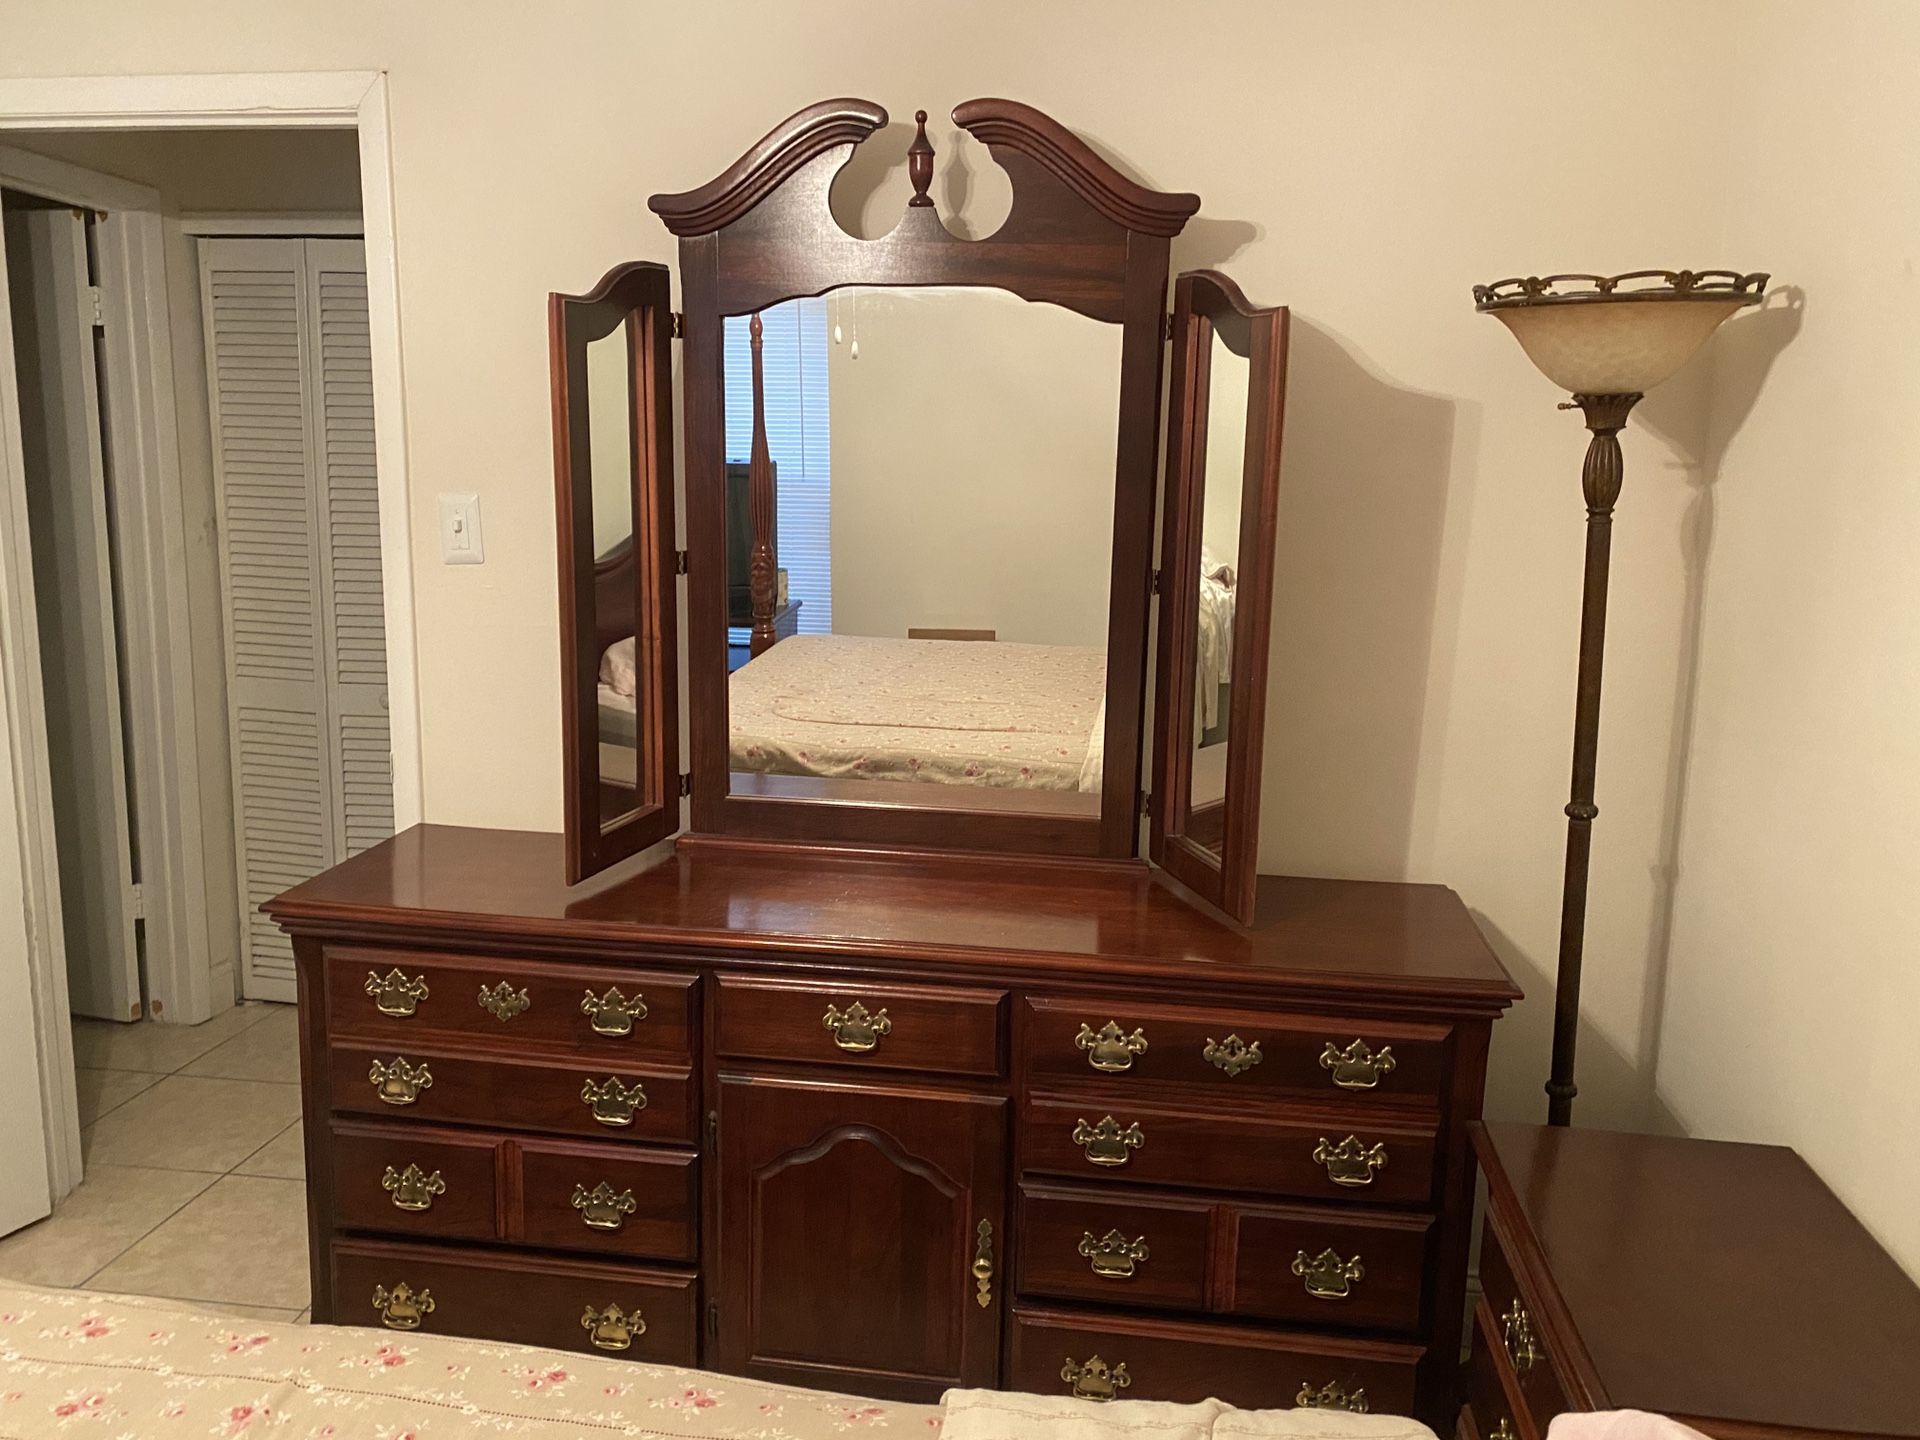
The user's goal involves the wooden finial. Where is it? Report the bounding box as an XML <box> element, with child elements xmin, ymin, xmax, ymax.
<box><xmin>907</xmin><ymin>109</ymin><xmax>935</xmax><ymax>208</ymax></box>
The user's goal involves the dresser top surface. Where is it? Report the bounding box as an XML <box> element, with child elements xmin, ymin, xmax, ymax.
<box><xmin>267</xmin><ymin>825</ymin><xmax>1518</xmax><ymax>1008</ymax></box>
<box><xmin>1479</xmin><ymin>1121</ymin><xmax>1920</xmax><ymax>1437</ymax></box>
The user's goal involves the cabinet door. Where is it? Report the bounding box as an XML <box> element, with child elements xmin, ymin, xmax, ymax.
<box><xmin>715</xmin><ymin>1075</ymin><xmax>1006</xmax><ymax>1399</ymax></box>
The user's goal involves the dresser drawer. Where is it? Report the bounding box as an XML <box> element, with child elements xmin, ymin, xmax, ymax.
<box><xmin>715</xmin><ymin>974</ymin><xmax>1005</xmax><ymax>1077</ymax></box>
<box><xmin>328</xmin><ymin>1120</ymin><xmax>499</xmax><ymax>1242</ymax></box>
<box><xmin>1020</xmin><ymin>1095</ymin><xmax>1438</xmax><ymax>1206</ymax></box>
<box><xmin>328</xmin><ymin>1041</ymin><xmax>697</xmax><ymax>1144</ymax></box>
<box><xmin>330</xmin><ymin>1237</ymin><xmax>697</xmax><ymax>1362</ymax></box>
<box><xmin>1023</xmin><ymin>996</ymin><xmax>1449</xmax><ymax>1105</ymax></box>
<box><xmin>1477</xmin><ymin>1214</ymin><xmax>1569</xmax><ymax>1430</ymax></box>
<box><xmin>327</xmin><ymin>946</ymin><xmax>696</xmax><ymax>1061</ymax></box>
<box><xmin>516</xmin><ymin>1138</ymin><xmax>698</xmax><ymax>1263</ymax></box>
<box><xmin>1007</xmin><ymin>1305</ymin><xmax>1421</xmax><ymax>1412</ymax></box>
<box><xmin>1227</xmin><ymin>1200</ymin><xmax>1431</xmax><ymax>1333</ymax></box>
<box><xmin>1017</xmin><ymin>1182</ymin><xmax>1212</xmax><ymax>1311</ymax></box>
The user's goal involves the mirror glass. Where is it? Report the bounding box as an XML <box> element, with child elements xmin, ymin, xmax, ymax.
<box><xmin>719</xmin><ymin>286</ymin><xmax>1120</xmax><ymax>806</ymax></box>
<box><xmin>1187</xmin><ymin>327</ymin><xmax>1248</xmax><ymax>860</ymax></box>
<box><xmin>586</xmin><ymin>324</ymin><xmax>638</xmax><ymax>829</ymax></box>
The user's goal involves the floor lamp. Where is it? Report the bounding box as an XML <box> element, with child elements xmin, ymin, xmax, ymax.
<box><xmin>1473</xmin><ymin>269</ymin><xmax>1768</xmax><ymax>1126</ymax></box>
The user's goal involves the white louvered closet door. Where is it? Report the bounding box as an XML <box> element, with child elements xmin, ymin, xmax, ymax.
<box><xmin>201</xmin><ymin>237</ymin><xmax>391</xmax><ymax>1001</ymax></box>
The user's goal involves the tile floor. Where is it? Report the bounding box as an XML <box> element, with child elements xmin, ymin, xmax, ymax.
<box><xmin>0</xmin><ymin>1001</ymin><xmax>313</xmax><ymax>1321</ymax></box>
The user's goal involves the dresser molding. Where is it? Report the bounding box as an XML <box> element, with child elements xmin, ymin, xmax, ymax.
<box><xmin>273</xmin><ymin>825</ymin><xmax>1517</xmax><ymax>1427</ymax></box>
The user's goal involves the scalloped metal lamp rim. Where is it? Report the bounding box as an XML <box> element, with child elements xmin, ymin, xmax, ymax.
<box><xmin>1473</xmin><ymin>269</ymin><xmax>1770</xmax><ymax>311</ymax></box>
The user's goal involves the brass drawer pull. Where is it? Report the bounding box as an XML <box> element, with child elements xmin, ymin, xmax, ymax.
<box><xmin>571</xmin><ymin>1181</ymin><xmax>638</xmax><ymax>1231</ymax></box>
<box><xmin>365</xmin><ymin>968</ymin><xmax>428</xmax><ymax>1018</ymax></box>
<box><xmin>822</xmin><ymin>1000</ymin><xmax>890</xmax><ymax>1052</ymax></box>
<box><xmin>1075</xmin><ymin>1021</ymin><xmax>1148</xmax><ymax>1073</ymax></box>
<box><xmin>1313</xmin><ymin>1134</ymin><xmax>1387</xmax><ymax>1187</ymax></box>
<box><xmin>1061</xmin><ymin>1355</ymin><xmax>1130</xmax><ymax>1402</ymax></box>
<box><xmin>1502</xmin><ymin>1297</ymin><xmax>1542</xmax><ymax>1375</ymax></box>
<box><xmin>581</xmin><ymin>1076</ymin><xmax>647</xmax><ymax>1127</ymax></box>
<box><xmin>1296</xmin><ymin>1380</ymin><xmax>1369</xmax><ymax>1413</ymax></box>
<box><xmin>1078</xmin><ymin>1229</ymin><xmax>1149</xmax><ymax>1279</ymax></box>
<box><xmin>368</xmin><ymin>1056</ymin><xmax>432</xmax><ymax>1106</ymax></box>
<box><xmin>581</xmin><ymin>1301</ymin><xmax>644</xmax><ymax>1352</ymax></box>
<box><xmin>1203</xmin><ymin>1033</ymin><xmax>1263</xmax><ymax>1077</ymax></box>
<box><xmin>372</xmin><ymin>1281</ymin><xmax>434</xmax><ymax>1330</ymax></box>
<box><xmin>1072</xmin><ymin>1116</ymin><xmax>1145</xmax><ymax>1167</ymax></box>
<box><xmin>1292</xmin><ymin>1247</ymin><xmax>1364</xmax><ymax>1299</ymax></box>
<box><xmin>381</xmin><ymin>1163</ymin><xmax>445</xmax><ymax>1212</ymax></box>
<box><xmin>1491</xmin><ymin>1422</ymin><xmax>1517</xmax><ymax>1440</ymax></box>
<box><xmin>477</xmin><ymin>980</ymin><xmax>530</xmax><ymax>1021</ymax></box>
<box><xmin>581</xmin><ymin>985</ymin><xmax>647</xmax><ymax>1036</ymax></box>
<box><xmin>1321</xmin><ymin>1037</ymin><xmax>1396</xmax><ymax>1090</ymax></box>
<box><xmin>972</xmin><ymin>1219</ymin><xmax>994</xmax><ymax>1308</ymax></box>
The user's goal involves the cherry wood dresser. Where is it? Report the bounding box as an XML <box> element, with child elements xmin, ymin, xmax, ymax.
<box><xmin>1466</xmin><ymin>1122</ymin><xmax>1920</xmax><ymax>1440</ymax></box>
<box><xmin>269</xmin><ymin>824</ymin><xmax>1517</xmax><ymax>1426</ymax></box>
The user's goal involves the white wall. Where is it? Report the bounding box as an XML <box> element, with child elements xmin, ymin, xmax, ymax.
<box><xmin>827</xmin><ymin>286</ymin><xmax>1116</xmax><ymax>645</ymax></box>
<box><xmin>1</xmin><ymin>0</ymin><xmax>1911</xmax><ymax>1274</ymax></box>
<box><xmin>1651</xmin><ymin>0</ymin><xmax>1920</xmax><ymax>1277</ymax></box>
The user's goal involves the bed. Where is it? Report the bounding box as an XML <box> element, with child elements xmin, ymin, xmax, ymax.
<box><xmin>0</xmin><ymin>1280</ymin><xmax>1441</xmax><ymax>1440</ymax></box>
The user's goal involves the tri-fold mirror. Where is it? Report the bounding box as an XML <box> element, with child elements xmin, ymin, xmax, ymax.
<box><xmin>549</xmin><ymin>98</ymin><xmax>1288</xmax><ymax>921</ymax></box>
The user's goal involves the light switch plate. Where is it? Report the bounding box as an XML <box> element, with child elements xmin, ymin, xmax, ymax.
<box><xmin>439</xmin><ymin>493</ymin><xmax>484</xmax><ymax>565</ymax></box>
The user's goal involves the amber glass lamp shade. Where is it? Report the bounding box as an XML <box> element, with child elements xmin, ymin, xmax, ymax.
<box><xmin>1474</xmin><ymin>270</ymin><xmax>1767</xmax><ymax>394</ymax></box>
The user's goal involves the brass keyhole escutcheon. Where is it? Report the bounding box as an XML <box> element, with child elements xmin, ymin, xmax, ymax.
<box><xmin>1074</xmin><ymin>1021</ymin><xmax>1148</xmax><ymax>1073</ymax></box>
<box><xmin>381</xmin><ymin>1163</ymin><xmax>445</xmax><ymax>1213</ymax></box>
<box><xmin>1203</xmin><ymin>1033</ymin><xmax>1263</xmax><ymax>1077</ymax></box>
<box><xmin>571</xmin><ymin>1181</ymin><xmax>638</xmax><ymax>1231</ymax></box>
<box><xmin>972</xmin><ymin>1219</ymin><xmax>994</xmax><ymax>1308</ymax></box>
<box><xmin>1061</xmin><ymin>1355</ymin><xmax>1130</xmax><ymax>1402</ymax></box>
<box><xmin>477</xmin><ymin>980</ymin><xmax>531</xmax><ymax>1022</ymax></box>
<box><xmin>581</xmin><ymin>1301</ymin><xmax>645</xmax><ymax>1352</ymax></box>
<box><xmin>1313</xmin><ymin>1134</ymin><xmax>1387</xmax><ymax>1187</ymax></box>
<box><xmin>581</xmin><ymin>985</ymin><xmax>647</xmax><ymax>1037</ymax></box>
<box><xmin>1072</xmin><ymin>1116</ymin><xmax>1145</xmax><ymax>1167</ymax></box>
<box><xmin>822</xmin><ymin>1000</ymin><xmax>891</xmax><ymax>1052</ymax></box>
<box><xmin>581</xmin><ymin>1076</ymin><xmax>647</xmax><ymax>1127</ymax></box>
<box><xmin>372</xmin><ymin>1281</ymin><xmax>434</xmax><ymax>1331</ymax></box>
<box><xmin>368</xmin><ymin>1056</ymin><xmax>432</xmax><ymax>1107</ymax></box>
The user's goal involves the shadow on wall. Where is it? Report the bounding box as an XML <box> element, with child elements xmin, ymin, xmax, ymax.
<box><xmin>1256</xmin><ymin>319</ymin><xmax>1462</xmax><ymax>877</ymax></box>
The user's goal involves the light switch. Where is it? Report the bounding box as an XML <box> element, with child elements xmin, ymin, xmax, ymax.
<box><xmin>439</xmin><ymin>493</ymin><xmax>485</xmax><ymax>565</ymax></box>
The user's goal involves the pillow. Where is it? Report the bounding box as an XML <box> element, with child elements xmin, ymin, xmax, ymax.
<box><xmin>940</xmin><ymin>1388</ymin><xmax>1227</xmax><ymax>1440</ymax></box>
<box><xmin>599</xmin><ymin>636</ymin><xmax>637</xmax><ymax>698</ymax></box>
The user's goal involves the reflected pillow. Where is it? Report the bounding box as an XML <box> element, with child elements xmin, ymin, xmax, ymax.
<box><xmin>600</xmin><ymin>637</ymin><xmax>637</xmax><ymax>698</ymax></box>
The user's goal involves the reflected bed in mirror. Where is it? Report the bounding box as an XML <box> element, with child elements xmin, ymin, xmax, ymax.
<box><xmin>714</xmin><ymin>285</ymin><xmax>1121</xmax><ymax>810</ymax></box>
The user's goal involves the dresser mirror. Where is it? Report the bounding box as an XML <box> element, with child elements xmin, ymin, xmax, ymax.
<box><xmin>551</xmin><ymin>261</ymin><xmax>680</xmax><ymax>883</ymax></box>
<box><xmin>551</xmin><ymin>99</ymin><xmax>1287</xmax><ymax>911</ymax></box>
<box><xmin>1149</xmin><ymin>270</ymin><xmax>1288</xmax><ymax>921</ymax></box>
<box><xmin>721</xmin><ymin>284</ymin><xmax>1119</xmax><ymax>805</ymax></box>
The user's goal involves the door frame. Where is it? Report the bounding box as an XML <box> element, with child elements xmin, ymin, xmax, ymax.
<box><xmin>0</xmin><ymin>71</ymin><xmax>421</xmax><ymax>1207</ymax></box>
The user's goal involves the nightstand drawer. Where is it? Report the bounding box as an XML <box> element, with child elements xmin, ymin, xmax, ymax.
<box><xmin>1020</xmin><ymin>1095</ymin><xmax>1438</xmax><ymax>1206</ymax></box>
<box><xmin>330</xmin><ymin>1237</ymin><xmax>697</xmax><ymax>1361</ymax></box>
<box><xmin>328</xmin><ymin>1041</ymin><xmax>697</xmax><ymax>1144</ymax></box>
<box><xmin>1017</xmin><ymin>1183</ymin><xmax>1213</xmax><ymax>1311</ymax></box>
<box><xmin>516</xmin><ymin>1139</ymin><xmax>697</xmax><ymax>1263</ymax></box>
<box><xmin>328</xmin><ymin>1120</ymin><xmax>499</xmax><ymax>1241</ymax></box>
<box><xmin>715</xmin><ymin>974</ymin><xmax>1006</xmax><ymax>1077</ymax></box>
<box><xmin>1007</xmin><ymin>1305</ymin><xmax>1420</xmax><ymax>1412</ymax></box>
<box><xmin>326</xmin><ymin>946</ymin><xmax>696</xmax><ymax>1061</ymax></box>
<box><xmin>1478</xmin><ymin>1214</ymin><xmax>1569</xmax><ymax>1430</ymax></box>
<box><xmin>1023</xmin><ymin>996</ymin><xmax>1448</xmax><ymax>1104</ymax></box>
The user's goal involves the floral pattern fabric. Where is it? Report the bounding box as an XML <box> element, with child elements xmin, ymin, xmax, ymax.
<box><xmin>0</xmin><ymin>1282</ymin><xmax>942</xmax><ymax>1438</ymax></box>
<box><xmin>728</xmin><ymin>635</ymin><xmax>1107</xmax><ymax>792</ymax></box>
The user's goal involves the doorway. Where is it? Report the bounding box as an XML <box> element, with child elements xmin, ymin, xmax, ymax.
<box><xmin>0</xmin><ymin>75</ymin><xmax>416</xmax><ymax>1281</ymax></box>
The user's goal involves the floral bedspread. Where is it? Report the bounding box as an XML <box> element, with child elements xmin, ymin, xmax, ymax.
<box><xmin>0</xmin><ymin>1282</ymin><xmax>942</xmax><ymax>1438</ymax></box>
<box><xmin>728</xmin><ymin>634</ymin><xmax>1107</xmax><ymax>792</ymax></box>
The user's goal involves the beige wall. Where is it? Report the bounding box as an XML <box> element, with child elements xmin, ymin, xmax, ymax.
<box><xmin>827</xmin><ymin>286</ymin><xmax>1117</xmax><ymax>645</ymax></box>
<box><xmin>2</xmin><ymin>1</ymin><xmax>1911</xmax><ymax>1273</ymax></box>
<box><xmin>10</xmin><ymin>128</ymin><xmax>361</xmax><ymax>213</ymax></box>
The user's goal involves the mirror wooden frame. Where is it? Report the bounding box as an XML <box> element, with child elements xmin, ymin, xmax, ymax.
<box><xmin>647</xmin><ymin>98</ymin><xmax>1199</xmax><ymax>861</ymax></box>
<box><xmin>1150</xmin><ymin>269</ymin><xmax>1290</xmax><ymax>922</ymax></box>
<box><xmin>550</xmin><ymin>261</ymin><xmax>680</xmax><ymax>884</ymax></box>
